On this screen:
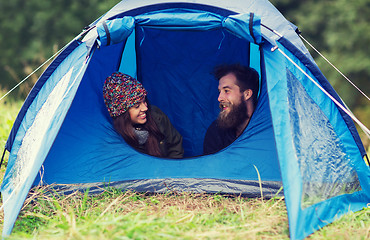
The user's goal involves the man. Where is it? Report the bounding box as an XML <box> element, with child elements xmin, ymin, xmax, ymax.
<box><xmin>203</xmin><ymin>64</ymin><xmax>259</xmax><ymax>155</ymax></box>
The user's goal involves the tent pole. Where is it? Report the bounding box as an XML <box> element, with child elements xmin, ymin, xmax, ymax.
<box><xmin>0</xmin><ymin>148</ymin><xmax>6</xmax><ymax>169</ymax></box>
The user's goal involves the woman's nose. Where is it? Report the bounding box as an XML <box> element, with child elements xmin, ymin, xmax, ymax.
<box><xmin>140</xmin><ymin>102</ymin><xmax>148</xmax><ymax>111</ymax></box>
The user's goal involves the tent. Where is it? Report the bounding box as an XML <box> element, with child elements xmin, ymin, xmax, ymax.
<box><xmin>1</xmin><ymin>0</ymin><xmax>370</xmax><ymax>239</ymax></box>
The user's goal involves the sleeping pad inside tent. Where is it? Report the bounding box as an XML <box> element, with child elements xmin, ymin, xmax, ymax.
<box><xmin>1</xmin><ymin>1</ymin><xmax>369</xmax><ymax>239</ymax></box>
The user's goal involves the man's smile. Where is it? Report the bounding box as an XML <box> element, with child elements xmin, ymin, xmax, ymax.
<box><xmin>220</xmin><ymin>102</ymin><xmax>231</xmax><ymax>112</ymax></box>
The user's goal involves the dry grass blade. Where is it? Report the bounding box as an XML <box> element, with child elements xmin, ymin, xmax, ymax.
<box><xmin>253</xmin><ymin>165</ymin><xmax>264</xmax><ymax>202</ymax></box>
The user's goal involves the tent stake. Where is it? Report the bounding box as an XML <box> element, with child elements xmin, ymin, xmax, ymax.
<box><xmin>365</xmin><ymin>154</ymin><xmax>370</xmax><ymax>167</ymax></box>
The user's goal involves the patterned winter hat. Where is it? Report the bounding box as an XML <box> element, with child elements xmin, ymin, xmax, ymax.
<box><xmin>103</xmin><ymin>72</ymin><xmax>147</xmax><ymax>117</ymax></box>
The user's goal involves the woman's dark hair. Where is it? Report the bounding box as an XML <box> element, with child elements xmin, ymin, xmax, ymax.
<box><xmin>112</xmin><ymin>103</ymin><xmax>164</xmax><ymax>157</ymax></box>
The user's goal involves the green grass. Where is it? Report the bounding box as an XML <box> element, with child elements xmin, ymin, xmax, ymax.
<box><xmin>0</xmin><ymin>93</ymin><xmax>23</xmax><ymax>170</ymax></box>
<box><xmin>2</xmin><ymin>187</ymin><xmax>369</xmax><ymax>240</ymax></box>
<box><xmin>0</xmin><ymin>99</ymin><xmax>22</xmax><ymax>145</ymax></box>
<box><xmin>7</xmin><ymin>188</ymin><xmax>290</xmax><ymax>239</ymax></box>
<box><xmin>0</xmin><ymin>93</ymin><xmax>369</xmax><ymax>240</ymax></box>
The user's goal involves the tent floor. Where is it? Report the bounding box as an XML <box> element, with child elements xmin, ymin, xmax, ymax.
<box><xmin>36</xmin><ymin>178</ymin><xmax>284</xmax><ymax>199</ymax></box>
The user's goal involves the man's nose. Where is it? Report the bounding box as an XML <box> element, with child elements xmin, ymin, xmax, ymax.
<box><xmin>218</xmin><ymin>92</ymin><xmax>224</xmax><ymax>102</ymax></box>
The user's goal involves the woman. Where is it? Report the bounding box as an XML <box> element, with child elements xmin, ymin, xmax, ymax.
<box><xmin>103</xmin><ymin>72</ymin><xmax>184</xmax><ymax>158</ymax></box>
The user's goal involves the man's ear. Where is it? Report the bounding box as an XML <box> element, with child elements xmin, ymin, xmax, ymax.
<box><xmin>243</xmin><ymin>89</ymin><xmax>253</xmax><ymax>101</ymax></box>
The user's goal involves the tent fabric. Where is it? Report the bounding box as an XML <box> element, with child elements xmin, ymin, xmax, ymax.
<box><xmin>277</xmin><ymin>37</ymin><xmax>366</xmax><ymax>155</ymax></box>
<box><xmin>96</xmin><ymin>10</ymin><xmax>262</xmax><ymax>46</ymax></box>
<box><xmin>1</xmin><ymin>43</ymin><xmax>90</xmax><ymax>237</ymax></box>
<box><xmin>264</xmin><ymin>42</ymin><xmax>368</xmax><ymax>238</ymax></box>
<box><xmin>4</xmin><ymin>41</ymin><xmax>81</xmax><ymax>152</ymax></box>
<box><xmin>1</xmin><ymin>1</ymin><xmax>370</xmax><ymax>239</ymax></box>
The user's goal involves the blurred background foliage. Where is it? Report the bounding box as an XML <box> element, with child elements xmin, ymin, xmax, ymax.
<box><xmin>0</xmin><ymin>0</ymin><xmax>369</xmax><ymax>138</ymax></box>
<box><xmin>0</xmin><ymin>0</ymin><xmax>119</xmax><ymax>96</ymax></box>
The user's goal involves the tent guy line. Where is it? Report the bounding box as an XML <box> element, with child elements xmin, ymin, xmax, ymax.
<box><xmin>277</xmin><ymin>47</ymin><xmax>370</xmax><ymax>137</ymax></box>
<box><xmin>0</xmin><ymin>39</ymin><xmax>72</xmax><ymax>102</ymax></box>
<box><xmin>299</xmin><ymin>34</ymin><xmax>370</xmax><ymax>102</ymax></box>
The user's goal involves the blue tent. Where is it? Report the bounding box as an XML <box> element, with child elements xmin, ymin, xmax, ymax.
<box><xmin>1</xmin><ymin>0</ymin><xmax>369</xmax><ymax>239</ymax></box>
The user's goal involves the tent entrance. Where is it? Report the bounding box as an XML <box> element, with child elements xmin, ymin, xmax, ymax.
<box><xmin>30</xmin><ymin>7</ymin><xmax>282</xmax><ymax>188</ymax></box>
<box><xmin>134</xmin><ymin>28</ymin><xmax>257</xmax><ymax>156</ymax></box>
<box><xmin>110</xmin><ymin>9</ymin><xmax>264</xmax><ymax>157</ymax></box>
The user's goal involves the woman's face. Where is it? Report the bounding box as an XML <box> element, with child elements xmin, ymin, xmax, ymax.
<box><xmin>128</xmin><ymin>99</ymin><xmax>148</xmax><ymax>125</ymax></box>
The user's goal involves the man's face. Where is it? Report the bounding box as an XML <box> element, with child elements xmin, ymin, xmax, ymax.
<box><xmin>217</xmin><ymin>73</ymin><xmax>248</xmax><ymax>129</ymax></box>
<box><xmin>218</xmin><ymin>73</ymin><xmax>244</xmax><ymax>115</ymax></box>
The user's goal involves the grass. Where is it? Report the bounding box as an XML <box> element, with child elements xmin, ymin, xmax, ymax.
<box><xmin>0</xmin><ymin>92</ymin><xmax>23</xmax><ymax>170</ymax></box>
<box><xmin>2</xmin><ymin>186</ymin><xmax>369</xmax><ymax>240</ymax></box>
<box><xmin>8</xmin><ymin>187</ymin><xmax>289</xmax><ymax>240</ymax></box>
<box><xmin>0</xmin><ymin>93</ymin><xmax>369</xmax><ymax>240</ymax></box>
<box><xmin>0</xmin><ymin>98</ymin><xmax>22</xmax><ymax>146</ymax></box>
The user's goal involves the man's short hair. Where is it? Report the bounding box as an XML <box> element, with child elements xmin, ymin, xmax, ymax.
<box><xmin>214</xmin><ymin>64</ymin><xmax>260</xmax><ymax>105</ymax></box>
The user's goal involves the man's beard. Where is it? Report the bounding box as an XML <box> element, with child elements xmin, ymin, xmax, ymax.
<box><xmin>217</xmin><ymin>98</ymin><xmax>248</xmax><ymax>130</ymax></box>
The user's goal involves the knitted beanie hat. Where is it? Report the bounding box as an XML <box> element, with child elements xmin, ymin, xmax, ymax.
<box><xmin>103</xmin><ymin>72</ymin><xmax>147</xmax><ymax>117</ymax></box>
